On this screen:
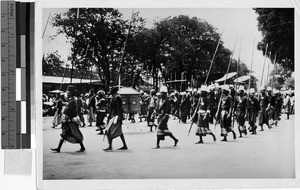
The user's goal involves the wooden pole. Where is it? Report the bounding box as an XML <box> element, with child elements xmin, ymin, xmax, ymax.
<box><xmin>260</xmin><ymin>43</ymin><xmax>268</xmax><ymax>88</ymax></box>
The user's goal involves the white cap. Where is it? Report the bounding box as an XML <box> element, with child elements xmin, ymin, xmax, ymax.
<box><xmin>249</xmin><ymin>88</ymin><xmax>255</xmax><ymax>94</ymax></box>
<box><xmin>160</xmin><ymin>86</ymin><xmax>168</xmax><ymax>93</ymax></box>
<box><xmin>200</xmin><ymin>85</ymin><xmax>208</xmax><ymax>92</ymax></box>
<box><xmin>156</xmin><ymin>92</ymin><xmax>161</xmax><ymax>96</ymax></box>
<box><xmin>272</xmin><ymin>89</ymin><xmax>277</xmax><ymax>94</ymax></box>
<box><xmin>267</xmin><ymin>86</ymin><xmax>272</xmax><ymax>91</ymax></box>
<box><xmin>180</xmin><ymin>92</ymin><xmax>186</xmax><ymax>96</ymax></box>
<box><xmin>207</xmin><ymin>85</ymin><xmax>213</xmax><ymax>91</ymax></box>
<box><xmin>221</xmin><ymin>84</ymin><xmax>230</xmax><ymax>91</ymax></box>
<box><xmin>238</xmin><ymin>86</ymin><xmax>245</xmax><ymax>92</ymax></box>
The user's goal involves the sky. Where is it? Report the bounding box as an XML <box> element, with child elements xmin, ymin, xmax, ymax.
<box><xmin>42</xmin><ymin>8</ymin><xmax>274</xmax><ymax>87</ymax></box>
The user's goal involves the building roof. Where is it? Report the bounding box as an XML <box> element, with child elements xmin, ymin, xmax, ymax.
<box><xmin>119</xmin><ymin>87</ymin><xmax>140</xmax><ymax>95</ymax></box>
<box><xmin>43</xmin><ymin>76</ymin><xmax>101</xmax><ymax>84</ymax></box>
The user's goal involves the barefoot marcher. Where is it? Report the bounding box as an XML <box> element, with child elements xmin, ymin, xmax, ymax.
<box><xmin>52</xmin><ymin>93</ymin><xmax>63</xmax><ymax>128</ymax></box>
<box><xmin>51</xmin><ymin>85</ymin><xmax>86</xmax><ymax>153</ymax></box>
<box><xmin>247</xmin><ymin>88</ymin><xmax>260</xmax><ymax>134</ymax></box>
<box><xmin>153</xmin><ymin>86</ymin><xmax>178</xmax><ymax>149</ymax></box>
<box><xmin>258</xmin><ymin>89</ymin><xmax>270</xmax><ymax>131</ymax></box>
<box><xmin>75</xmin><ymin>91</ymin><xmax>85</xmax><ymax>127</ymax></box>
<box><xmin>87</xmin><ymin>89</ymin><xmax>96</xmax><ymax>126</ymax></box>
<box><xmin>235</xmin><ymin>86</ymin><xmax>248</xmax><ymax>137</ymax></box>
<box><xmin>103</xmin><ymin>86</ymin><xmax>128</xmax><ymax>151</ymax></box>
<box><xmin>195</xmin><ymin>85</ymin><xmax>216</xmax><ymax>143</ymax></box>
<box><xmin>147</xmin><ymin>89</ymin><xmax>158</xmax><ymax>132</ymax></box>
<box><xmin>220</xmin><ymin>85</ymin><xmax>236</xmax><ymax>141</ymax></box>
<box><xmin>95</xmin><ymin>90</ymin><xmax>107</xmax><ymax>135</ymax></box>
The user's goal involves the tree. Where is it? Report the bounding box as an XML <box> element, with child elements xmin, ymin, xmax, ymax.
<box><xmin>42</xmin><ymin>52</ymin><xmax>64</xmax><ymax>76</ymax></box>
<box><xmin>285</xmin><ymin>77</ymin><xmax>294</xmax><ymax>90</ymax></box>
<box><xmin>52</xmin><ymin>8</ymin><xmax>145</xmax><ymax>91</ymax></box>
<box><xmin>254</xmin><ymin>8</ymin><xmax>294</xmax><ymax>71</ymax></box>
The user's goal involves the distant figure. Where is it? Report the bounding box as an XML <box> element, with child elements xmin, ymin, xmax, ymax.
<box><xmin>76</xmin><ymin>91</ymin><xmax>85</xmax><ymax>127</ymax></box>
<box><xmin>235</xmin><ymin>87</ymin><xmax>247</xmax><ymax>138</ymax></box>
<box><xmin>52</xmin><ymin>93</ymin><xmax>63</xmax><ymax>128</ymax></box>
<box><xmin>258</xmin><ymin>89</ymin><xmax>270</xmax><ymax>131</ymax></box>
<box><xmin>96</xmin><ymin>90</ymin><xmax>107</xmax><ymax>135</ymax></box>
<box><xmin>147</xmin><ymin>89</ymin><xmax>158</xmax><ymax>132</ymax></box>
<box><xmin>247</xmin><ymin>88</ymin><xmax>260</xmax><ymax>134</ymax></box>
<box><xmin>87</xmin><ymin>89</ymin><xmax>96</xmax><ymax>126</ymax></box>
<box><xmin>51</xmin><ymin>85</ymin><xmax>86</xmax><ymax>153</ymax></box>
<box><xmin>283</xmin><ymin>92</ymin><xmax>291</xmax><ymax>120</ymax></box>
<box><xmin>103</xmin><ymin>86</ymin><xmax>128</xmax><ymax>151</ymax></box>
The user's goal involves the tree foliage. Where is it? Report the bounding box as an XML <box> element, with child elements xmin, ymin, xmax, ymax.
<box><xmin>50</xmin><ymin>8</ymin><xmax>252</xmax><ymax>91</ymax></box>
<box><xmin>254</xmin><ymin>8</ymin><xmax>294</xmax><ymax>71</ymax></box>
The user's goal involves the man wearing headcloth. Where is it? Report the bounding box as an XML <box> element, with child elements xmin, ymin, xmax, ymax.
<box><xmin>266</xmin><ymin>87</ymin><xmax>275</xmax><ymax>126</ymax></box>
<box><xmin>51</xmin><ymin>85</ymin><xmax>86</xmax><ymax>153</ymax></box>
<box><xmin>75</xmin><ymin>90</ymin><xmax>85</xmax><ymax>127</ymax></box>
<box><xmin>103</xmin><ymin>86</ymin><xmax>128</xmax><ymax>151</ymax></box>
<box><xmin>52</xmin><ymin>93</ymin><xmax>63</xmax><ymax>128</ymax></box>
<box><xmin>258</xmin><ymin>89</ymin><xmax>270</xmax><ymax>131</ymax></box>
<box><xmin>95</xmin><ymin>90</ymin><xmax>107</xmax><ymax>135</ymax></box>
<box><xmin>247</xmin><ymin>88</ymin><xmax>260</xmax><ymax>134</ymax></box>
<box><xmin>147</xmin><ymin>89</ymin><xmax>158</xmax><ymax>132</ymax></box>
<box><xmin>273</xmin><ymin>89</ymin><xmax>282</xmax><ymax>126</ymax></box>
<box><xmin>180</xmin><ymin>92</ymin><xmax>190</xmax><ymax>123</ymax></box>
<box><xmin>234</xmin><ymin>86</ymin><xmax>248</xmax><ymax>137</ymax></box>
<box><xmin>87</xmin><ymin>89</ymin><xmax>96</xmax><ymax>126</ymax></box>
<box><xmin>219</xmin><ymin>85</ymin><xmax>236</xmax><ymax>141</ymax></box>
<box><xmin>195</xmin><ymin>86</ymin><xmax>216</xmax><ymax>143</ymax></box>
<box><xmin>152</xmin><ymin>86</ymin><xmax>179</xmax><ymax>149</ymax></box>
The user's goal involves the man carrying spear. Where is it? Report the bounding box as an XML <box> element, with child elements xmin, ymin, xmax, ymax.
<box><xmin>152</xmin><ymin>86</ymin><xmax>179</xmax><ymax>149</ymax></box>
<box><xmin>220</xmin><ymin>85</ymin><xmax>236</xmax><ymax>141</ymax></box>
<box><xmin>235</xmin><ymin>86</ymin><xmax>248</xmax><ymax>137</ymax></box>
<box><xmin>258</xmin><ymin>89</ymin><xmax>271</xmax><ymax>131</ymax></box>
<box><xmin>103</xmin><ymin>86</ymin><xmax>128</xmax><ymax>151</ymax></box>
<box><xmin>195</xmin><ymin>85</ymin><xmax>216</xmax><ymax>143</ymax></box>
<box><xmin>247</xmin><ymin>88</ymin><xmax>260</xmax><ymax>134</ymax></box>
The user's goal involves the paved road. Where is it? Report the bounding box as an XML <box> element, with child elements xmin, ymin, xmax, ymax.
<box><xmin>43</xmin><ymin>114</ymin><xmax>295</xmax><ymax>179</ymax></box>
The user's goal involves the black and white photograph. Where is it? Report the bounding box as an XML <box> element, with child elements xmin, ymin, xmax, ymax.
<box><xmin>40</xmin><ymin>2</ymin><xmax>296</xmax><ymax>186</ymax></box>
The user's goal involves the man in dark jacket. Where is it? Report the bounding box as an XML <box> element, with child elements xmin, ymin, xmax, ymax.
<box><xmin>153</xmin><ymin>86</ymin><xmax>178</xmax><ymax>149</ymax></box>
<box><xmin>220</xmin><ymin>86</ymin><xmax>236</xmax><ymax>141</ymax></box>
<box><xmin>247</xmin><ymin>88</ymin><xmax>260</xmax><ymax>134</ymax></box>
<box><xmin>103</xmin><ymin>86</ymin><xmax>128</xmax><ymax>151</ymax></box>
<box><xmin>51</xmin><ymin>85</ymin><xmax>86</xmax><ymax>153</ymax></box>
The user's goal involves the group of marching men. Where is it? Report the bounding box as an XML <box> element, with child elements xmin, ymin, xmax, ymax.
<box><xmin>50</xmin><ymin>83</ymin><xmax>294</xmax><ymax>152</ymax></box>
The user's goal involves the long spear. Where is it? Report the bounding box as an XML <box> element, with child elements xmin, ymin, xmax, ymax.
<box><xmin>266</xmin><ymin>51</ymin><xmax>272</xmax><ymax>86</ymax></box>
<box><xmin>118</xmin><ymin>9</ymin><xmax>134</xmax><ymax>89</ymax></box>
<box><xmin>187</xmin><ymin>27</ymin><xmax>225</xmax><ymax>136</ymax></box>
<box><xmin>214</xmin><ymin>33</ymin><xmax>239</xmax><ymax>130</ymax></box>
<box><xmin>260</xmin><ymin>43</ymin><xmax>268</xmax><ymax>89</ymax></box>
<box><xmin>42</xmin><ymin>11</ymin><xmax>51</xmax><ymax>39</ymax></box>
<box><xmin>271</xmin><ymin>54</ymin><xmax>277</xmax><ymax>90</ymax></box>
<box><xmin>245</xmin><ymin>37</ymin><xmax>256</xmax><ymax>124</ymax></box>
<box><xmin>80</xmin><ymin>44</ymin><xmax>90</xmax><ymax>85</ymax></box>
<box><xmin>232</xmin><ymin>41</ymin><xmax>242</xmax><ymax>128</ymax></box>
<box><xmin>70</xmin><ymin>8</ymin><xmax>80</xmax><ymax>84</ymax></box>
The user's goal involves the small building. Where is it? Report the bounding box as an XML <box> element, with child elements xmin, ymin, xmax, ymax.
<box><xmin>43</xmin><ymin>76</ymin><xmax>103</xmax><ymax>95</ymax></box>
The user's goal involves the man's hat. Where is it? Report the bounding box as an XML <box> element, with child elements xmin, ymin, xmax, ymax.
<box><xmin>200</xmin><ymin>85</ymin><xmax>208</xmax><ymax>92</ymax></box>
<box><xmin>221</xmin><ymin>85</ymin><xmax>230</xmax><ymax>92</ymax></box>
<box><xmin>66</xmin><ymin>85</ymin><xmax>75</xmax><ymax>94</ymax></box>
<box><xmin>97</xmin><ymin>90</ymin><xmax>105</xmax><ymax>96</ymax></box>
<box><xmin>249</xmin><ymin>88</ymin><xmax>255</xmax><ymax>94</ymax></box>
<box><xmin>267</xmin><ymin>86</ymin><xmax>272</xmax><ymax>91</ymax></box>
<box><xmin>238</xmin><ymin>86</ymin><xmax>245</xmax><ymax>92</ymax></box>
<box><xmin>160</xmin><ymin>86</ymin><xmax>168</xmax><ymax>93</ymax></box>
